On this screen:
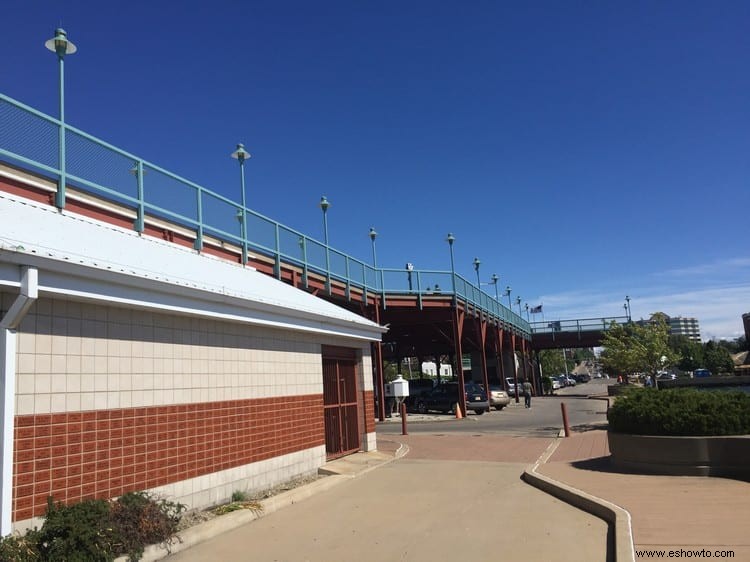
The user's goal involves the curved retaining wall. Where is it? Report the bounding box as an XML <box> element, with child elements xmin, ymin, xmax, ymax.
<box><xmin>608</xmin><ymin>432</ymin><xmax>750</xmax><ymax>478</ymax></box>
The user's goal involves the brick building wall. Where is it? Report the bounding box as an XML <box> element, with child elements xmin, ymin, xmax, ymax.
<box><xmin>4</xmin><ymin>294</ymin><xmax>374</xmax><ymax>528</ymax></box>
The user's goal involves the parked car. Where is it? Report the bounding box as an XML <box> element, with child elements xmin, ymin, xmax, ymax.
<box><xmin>488</xmin><ymin>384</ymin><xmax>510</xmax><ymax>410</ymax></box>
<box><xmin>551</xmin><ymin>377</ymin><xmax>562</xmax><ymax>391</ymax></box>
<box><xmin>505</xmin><ymin>377</ymin><xmax>518</xmax><ymax>397</ymax></box>
<box><xmin>403</xmin><ymin>378</ymin><xmax>436</xmax><ymax>410</ymax></box>
<box><xmin>656</xmin><ymin>371</ymin><xmax>677</xmax><ymax>381</ymax></box>
<box><xmin>573</xmin><ymin>373</ymin><xmax>591</xmax><ymax>383</ymax></box>
<box><xmin>416</xmin><ymin>382</ymin><xmax>489</xmax><ymax>415</ymax></box>
<box><xmin>563</xmin><ymin>375</ymin><xmax>576</xmax><ymax>387</ymax></box>
<box><xmin>693</xmin><ymin>369</ymin><xmax>712</xmax><ymax>378</ymax></box>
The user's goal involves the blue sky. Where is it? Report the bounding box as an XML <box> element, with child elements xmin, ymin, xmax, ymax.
<box><xmin>3</xmin><ymin>1</ymin><xmax>749</xmax><ymax>340</ymax></box>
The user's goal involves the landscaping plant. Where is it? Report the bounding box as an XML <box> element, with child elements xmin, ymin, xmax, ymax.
<box><xmin>608</xmin><ymin>387</ymin><xmax>750</xmax><ymax>436</ymax></box>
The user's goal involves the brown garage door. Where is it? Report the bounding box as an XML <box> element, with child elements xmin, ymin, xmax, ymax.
<box><xmin>322</xmin><ymin>348</ymin><xmax>360</xmax><ymax>459</ymax></box>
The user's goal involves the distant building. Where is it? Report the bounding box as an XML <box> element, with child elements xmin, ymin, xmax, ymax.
<box><xmin>667</xmin><ymin>316</ymin><xmax>702</xmax><ymax>342</ymax></box>
<box><xmin>648</xmin><ymin>313</ymin><xmax>702</xmax><ymax>342</ymax></box>
<box><xmin>421</xmin><ymin>361</ymin><xmax>453</xmax><ymax>378</ymax></box>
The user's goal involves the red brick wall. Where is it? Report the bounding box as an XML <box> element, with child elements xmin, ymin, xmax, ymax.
<box><xmin>13</xmin><ymin>395</ymin><xmax>324</xmax><ymax>522</ymax></box>
<box><xmin>363</xmin><ymin>390</ymin><xmax>375</xmax><ymax>433</ymax></box>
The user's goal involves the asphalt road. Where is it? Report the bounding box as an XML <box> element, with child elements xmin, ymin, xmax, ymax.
<box><xmin>378</xmin><ymin>378</ymin><xmax>611</xmax><ymax>437</ymax></box>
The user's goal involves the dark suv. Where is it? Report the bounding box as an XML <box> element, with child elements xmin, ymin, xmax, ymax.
<box><xmin>415</xmin><ymin>382</ymin><xmax>489</xmax><ymax>415</ymax></box>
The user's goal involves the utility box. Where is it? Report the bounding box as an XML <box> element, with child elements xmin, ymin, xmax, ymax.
<box><xmin>385</xmin><ymin>375</ymin><xmax>410</xmax><ymax>398</ymax></box>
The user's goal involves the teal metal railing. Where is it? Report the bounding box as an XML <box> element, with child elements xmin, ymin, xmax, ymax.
<box><xmin>0</xmin><ymin>92</ymin><xmax>530</xmax><ymax>335</ymax></box>
<box><xmin>529</xmin><ymin>317</ymin><xmax>628</xmax><ymax>335</ymax></box>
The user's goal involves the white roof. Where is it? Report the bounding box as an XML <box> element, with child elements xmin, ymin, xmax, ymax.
<box><xmin>0</xmin><ymin>193</ymin><xmax>385</xmax><ymax>342</ymax></box>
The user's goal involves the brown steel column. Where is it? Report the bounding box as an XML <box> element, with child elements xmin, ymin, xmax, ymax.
<box><xmin>496</xmin><ymin>327</ymin><xmax>505</xmax><ymax>382</ymax></box>
<box><xmin>452</xmin><ymin>307</ymin><xmax>467</xmax><ymax>417</ymax></box>
<box><xmin>511</xmin><ymin>332</ymin><xmax>519</xmax><ymax>403</ymax></box>
<box><xmin>477</xmin><ymin>317</ymin><xmax>490</xmax><ymax>410</ymax></box>
<box><xmin>521</xmin><ymin>338</ymin><xmax>533</xmax><ymax>394</ymax></box>
<box><xmin>372</xmin><ymin>301</ymin><xmax>386</xmax><ymax>421</ymax></box>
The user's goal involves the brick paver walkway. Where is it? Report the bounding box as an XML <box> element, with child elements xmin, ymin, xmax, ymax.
<box><xmin>538</xmin><ymin>429</ymin><xmax>750</xmax><ymax>560</ymax></box>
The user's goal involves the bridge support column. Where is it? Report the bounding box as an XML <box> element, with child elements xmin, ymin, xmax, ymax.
<box><xmin>370</xmin><ymin>302</ymin><xmax>385</xmax><ymax>422</ymax></box>
<box><xmin>510</xmin><ymin>333</ymin><xmax>519</xmax><ymax>403</ymax></box>
<box><xmin>475</xmin><ymin>317</ymin><xmax>490</xmax><ymax>409</ymax></box>
<box><xmin>452</xmin><ymin>308</ymin><xmax>467</xmax><ymax>417</ymax></box>
<box><xmin>494</xmin><ymin>327</ymin><xmax>505</xmax><ymax>385</ymax></box>
<box><xmin>521</xmin><ymin>339</ymin><xmax>534</xmax><ymax>395</ymax></box>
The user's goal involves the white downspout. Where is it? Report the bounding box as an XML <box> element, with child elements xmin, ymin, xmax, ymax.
<box><xmin>0</xmin><ymin>266</ymin><xmax>38</xmax><ymax>535</ymax></box>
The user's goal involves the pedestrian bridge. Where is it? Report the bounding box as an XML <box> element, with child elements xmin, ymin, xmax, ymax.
<box><xmin>529</xmin><ymin>317</ymin><xmax>630</xmax><ymax>350</ymax></box>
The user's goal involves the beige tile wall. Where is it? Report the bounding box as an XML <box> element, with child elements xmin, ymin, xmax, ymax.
<box><xmin>10</xmin><ymin>296</ymin><xmax>372</xmax><ymax>416</ymax></box>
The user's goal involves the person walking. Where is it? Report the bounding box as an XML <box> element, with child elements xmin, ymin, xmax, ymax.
<box><xmin>522</xmin><ymin>379</ymin><xmax>533</xmax><ymax>408</ymax></box>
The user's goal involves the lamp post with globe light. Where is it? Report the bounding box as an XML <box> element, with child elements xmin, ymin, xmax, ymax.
<box><xmin>45</xmin><ymin>28</ymin><xmax>77</xmax><ymax>209</ymax></box>
<box><xmin>230</xmin><ymin>143</ymin><xmax>251</xmax><ymax>265</ymax></box>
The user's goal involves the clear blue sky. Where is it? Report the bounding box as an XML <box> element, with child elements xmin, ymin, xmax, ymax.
<box><xmin>3</xmin><ymin>1</ymin><xmax>749</xmax><ymax>340</ymax></box>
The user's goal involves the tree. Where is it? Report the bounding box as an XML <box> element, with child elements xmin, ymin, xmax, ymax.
<box><xmin>703</xmin><ymin>341</ymin><xmax>735</xmax><ymax>374</ymax></box>
<box><xmin>538</xmin><ymin>349</ymin><xmax>572</xmax><ymax>376</ymax></box>
<box><xmin>600</xmin><ymin>318</ymin><xmax>680</xmax><ymax>386</ymax></box>
<box><xmin>669</xmin><ymin>335</ymin><xmax>703</xmax><ymax>372</ymax></box>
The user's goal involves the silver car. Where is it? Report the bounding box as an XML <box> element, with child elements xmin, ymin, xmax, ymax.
<box><xmin>489</xmin><ymin>385</ymin><xmax>511</xmax><ymax>410</ymax></box>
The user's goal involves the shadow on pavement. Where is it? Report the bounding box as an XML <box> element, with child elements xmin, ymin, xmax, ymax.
<box><xmin>569</xmin><ymin>423</ymin><xmax>608</xmax><ymax>433</ymax></box>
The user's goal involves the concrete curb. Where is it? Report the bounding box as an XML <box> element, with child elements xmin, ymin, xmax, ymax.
<box><xmin>128</xmin><ymin>445</ymin><xmax>410</xmax><ymax>562</ymax></box>
<box><xmin>522</xmin><ymin>438</ymin><xmax>635</xmax><ymax>562</ymax></box>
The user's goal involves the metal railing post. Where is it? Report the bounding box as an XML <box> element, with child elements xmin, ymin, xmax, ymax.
<box><xmin>194</xmin><ymin>185</ymin><xmax>203</xmax><ymax>251</ymax></box>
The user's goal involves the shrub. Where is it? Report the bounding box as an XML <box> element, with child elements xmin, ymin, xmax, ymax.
<box><xmin>37</xmin><ymin>497</ymin><xmax>117</xmax><ymax>562</ymax></box>
<box><xmin>110</xmin><ymin>492</ymin><xmax>185</xmax><ymax>561</ymax></box>
<box><xmin>541</xmin><ymin>376</ymin><xmax>552</xmax><ymax>395</ymax></box>
<box><xmin>1</xmin><ymin>492</ymin><xmax>185</xmax><ymax>562</ymax></box>
<box><xmin>608</xmin><ymin>388</ymin><xmax>750</xmax><ymax>436</ymax></box>
<box><xmin>0</xmin><ymin>531</ymin><xmax>40</xmax><ymax>561</ymax></box>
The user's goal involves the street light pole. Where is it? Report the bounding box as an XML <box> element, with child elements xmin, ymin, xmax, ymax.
<box><xmin>625</xmin><ymin>295</ymin><xmax>631</xmax><ymax>322</ymax></box>
<box><xmin>446</xmin><ymin>233</ymin><xmax>456</xmax><ymax>305</ymax></box>
<box><xmin>369</xmin><ymin>227</ymin><xmax>377</xmax><ymax>267</ymax></box>
<box><xmin>473</xmin><ymin>257</ymin><xmax>481</xmax><ymax>292</ymax></box>
<box><xmin>319</xmin><ymin>196</ymin><xmax>331</xmax><ymax>292</ymax></box>
<box><xmin>515</xmin><ymin>296</ymin><xmax>522</xmax><ymax>315</ymax></box>
<box><xmin>491</xmin><ymin>274</ymin><xmax>499</xmax><ymax>300</ymax></box>
<box><xmin>231</xmin><ymin>143</ymin><xmax>251</xmax><ymax>265</ymax></box>
<box><xmin>504</xmin><ymin>286</ymin><xmax>512</xmax><ymax>308</ymax></box>
<box><xmin>525</xmin><ymin>303</ymin><xmax>530</xmax><ymax>321</ymax></box>
<box><xmin>45</xmin><ymin>28</ymin><xmax>77</xmax><ymax>210</ymax></box>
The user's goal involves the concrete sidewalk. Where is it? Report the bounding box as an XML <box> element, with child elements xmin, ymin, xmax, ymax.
<box><xmin>162</xmin><ymin>436</ymin><xmax>608</xmax><ymax>562</ymax></box>
<box><xmin>138</xmin><ymin>417</ymin><xmax>749</xmax><ymax>562</ymax></box>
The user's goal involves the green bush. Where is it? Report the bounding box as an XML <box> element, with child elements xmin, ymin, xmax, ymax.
<box><xmin>541</xmin><ymin>376</ymin><xmax>552</xmax><ymax>395</ymax></box>
<box><xmin>0</xmin><ymin>492</ymin><xmax>185</xmax><ymax>562</ymax></box>
<box><xmin>608</xmin><ymin>388</ymin><xmax>750</xmax><ymax>436</ymax></box>
<box><xmin>0</xmin><ymin>531</ymin><xmax>40</xmax><ymax>561</ymax></box>
<box><xmin>37</xmin><ymin>497</ymin><xmax>117</xmax><ymax>562</ymax></box>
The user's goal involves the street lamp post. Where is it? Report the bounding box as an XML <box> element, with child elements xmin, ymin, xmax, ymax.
<box><xmin>473</xmin><ymin>258</ymin><xmax>481</xmax><ymax>292</ymax></box>
<box><xmin>525</xmin><ymin>303</ymin><xmax>530</xmax><ymax>321</ymax></box>
<box><xmin>45</xmin><ymin>28</ymin><xmax>77</xmax><ymax>210</ymax></box>
<box><xmin>319</xmin><ymin>196</ymin><xmax>331</xmax><ymax>292</ymax></box>
<box><xmin>625</xmin><ymin>295</ymin><xmax>631</xmax><ymax>322</ymax></box>
<box><xmin>369</xmin><ymin>227</ymin><xmax>377</xmax><ymax>267</ymax></box>
<box><xmin>446</xmin><ymin>233</ymin><xmax>456</xmax><ymax>305</ymax></box>
<box><xmin>230</xmin><ymin>143</ymin><xmax>251</xmax><ymax>265</ymax></box>
<box><xmin>504</xmin><ymin>286</ymin><xmax>512</xmax><ymax>308</ymax></box>
<box><xmin>515</xmin><ymin>296</ymin><xmax>522</xmax><ymax>315</ymax></box>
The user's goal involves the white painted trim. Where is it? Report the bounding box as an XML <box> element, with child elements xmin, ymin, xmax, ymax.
<box><xmin>0</xmin><ymin>193</ymin><xmax>385</xmax><ymax>341</ymax></box>
<box><xmin>0</xmin><ymin>266</ymin><xmax>38</xmax><ymax>535</ymax></box>
<box><xmin>0</xmin><ymin>329</ymin><xmax>16</xmax><ymax>536</ymax></box>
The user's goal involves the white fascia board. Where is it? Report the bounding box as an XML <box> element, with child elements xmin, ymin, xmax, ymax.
<box><xmin>0</xmin><ymin>194</ymin><xmax>385</xmax><ymax>342</ymax></box>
